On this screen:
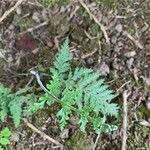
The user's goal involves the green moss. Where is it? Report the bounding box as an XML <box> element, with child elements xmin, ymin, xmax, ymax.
<box><xmin>137</xmin><ymin>104</ymin><xmax>150</xmax><ymax>120</ymax></box>
<box><xmin>15</xmin><ymin>17</ymin><xmax>36</xmax><ymax>32</ymax></box>
<box><xmin>0</xmin><ymin>48</ymin><xmax>5</xmax><ymax>70</ymax></box>
<box><xmin>67</xmin><ymin>131</ymin><xmax>93</xmax><ymax>150</ymax></box>
<box><xmin>40</xmin><ymin>0</ymin><xmax>69</xmax><ymax>8</ymax></box>
<box><xmin>0</xmin><ymin>59</ymin><xmax>5</xmax><ymax>69</ymax></box>
<box><xmin>126</xmin><ymin>76</ymin><xmax>150</xmax><ymax>94</ymax></box>
<box><xmin>128</xmin><ymin>123</ymin><xmax>150</xmax><ymax>149</ymax></box>
<box><xmin>95</xmin><ymin>0</ymin><xmax>119</xmax><ymax>9</ymax></box>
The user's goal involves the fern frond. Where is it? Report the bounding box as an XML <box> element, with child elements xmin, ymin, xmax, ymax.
<box><xmin>0</xmin><ymin>84</ymin><xmax>11</xmax><ymax>121</ymax></box>
<box><xmin>34</xmin><ymin>39</ymin><xmax>119</xmax><ymax>133</ymax></box>
<box><xmin>57</xmin><ymin>108</ymin><xmax>70</xmax><ymax>130</ymax></box>
<box><xmin>28</xmin><ymin>100</ymin><xmax>45</xmax><ymax>114</ymax></box>
<box><xmin>47</xmin><ymin>69</ymin><xmax>62</xmax><ymax>98</ymax></box>
<box><xmin>51</xmin><ymin>38</ymin><xmax>72</xmax><ymax>76</ymax></box>
<box><xmin>0</xmin><ymin>84</ymin><xmax>36</xmax><ymax>127</ymax></box>
<box><xmin>9</xmin><ymin>99</ymin><xmax>22</xmax><ymax>128</ymax></box>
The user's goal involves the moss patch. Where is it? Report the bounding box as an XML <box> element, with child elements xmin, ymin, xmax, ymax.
<box><xmin>67</xmin><ymin>131</ymin><xmax>93</xmax><ymax>150</ymax></box>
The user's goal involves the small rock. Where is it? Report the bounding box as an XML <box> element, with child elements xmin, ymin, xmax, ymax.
<box><xmin>86</xmin><ymin>57</ymin><xmax>94</xmax><ymax>66</ymax></box>
<box><xmin>16</xmin><ymin>7</ymin><xmax>22</xmax><ymax>15</ymax></box>
<box><xmin>126</xmin><ymin>58</ymin><xmax>134</xmax><ymax>69</ymax></box>
<box><xmin>133</xmin><ymin>67</ymin><xmax>139</xmax><ymax>82</ymax></box>
<box><xmin>11</xmin><ymin>133</ymin><xmax>19</xmax><ymax>142</ymax></box>
<box><xmin>141</xmin><ymin>76</ymin><xmax>150</xmax><ymax>86</ymax></box>
<box><xmin>8</xmin><ymin>24</ymin><xmax>15</xmax><ymax>30</ymax></box>
<box><xmin>60</xmin><ymin>129</ymin><xmax>69</xmax><ymax>139</ymax></box>
<box><xmin>146</xmin><ymin>100</ymin><xmax>150</xmax><ymax>110</ymax></box>
<box><xmin>47</xmin><ymin>41</ymin><xmax>54</xmax><ymax>48</ymax></box>
<box><xmin>111</xmin><ymin>36</ymin><xmax>117</xmax><ymax>44</ymax></box>
<box><xmin>124</xmin><ymin>51</ymin><xmax>136</xmax><ymax>58</ymax></box>
<box><xmin>42</xmin><ymin>9</ymin><xmax>49</xmax><ymax>21</ymax></box>
<box><xmin>32</xmin><ymin>12</ymin><xmax>41</xmax><ymax>23</ymax></box>
<box><xmin>118</xmin><ymin>41</ymin><xmax>123</xmax><ymax>47</ymax></box>
<box><xmin>115</xmin><ymin>24</ymin><xmax>123</xmax><ymax>32</ymax></box>
<box><xmin>99</xmin><ymin>62</ymin><xmax>110</xmax><ymax>76</ymax></box>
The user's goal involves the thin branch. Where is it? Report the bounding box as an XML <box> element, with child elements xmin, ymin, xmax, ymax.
<box><xmin>123</xmin><ymin>31</ymin><xmax>143</xmax><ymax>49</ymax></box>
<box><xmin>22</xmin><ymin>118</ymin><xmax>63</xmax><ymax>149</ymax></box>
<box><xmin>0</xmin><ymin>0</ymin><xmax>26</xmax><ymax>23</ymax></box>
<box><xmin>93</xmin><ymin>130</ymin><xmax>101</xmax><ymax>150</ymax></box>
<box><xmin>78</xmin><ymin>0</ymin><xmax>110</xmax><ymax>44</ymax></box>
<box><xmin>81</xmin><ymin>49</ymin><xmax>97</xmax><ymax>59</ymax></box>
<box><xmin>116</xmin><ymin>81</ymin><xmax>131</xmax><ymax>94</ymax></box>
<box><xmin>19</xmin><ymin>21</ymin><xmax>49</xmax><ymax>35</ymax></box>
<box><xmin>121</xmin><ymin>90</ymin><xmax>131</xmax><ymax>150</ymax></box>
<box><xmin>84</xmin><ymin>30</ymin><xmax>97</xmax><ymax>40</ymax></box>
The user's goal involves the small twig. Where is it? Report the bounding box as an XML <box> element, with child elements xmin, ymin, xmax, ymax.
<box><xmin>84</xmin><ymin>30</ymin><xmax>97</xmax><ymax>40</ymax></box>
<box><xmin>97</xmin><ymin>34</ymin><xmax>102</xmax><ymax>64</ymax></box>
<box><xmin>93</xmin><ymin>130</ymin><xmax>101</xmax><ymax>150</ymax></box>
<box><xmin>69</xmin><ymin>5</ymin><xmax>80</xmax><ymax>20</ymax></box>
<box><xmin>0</xmin><ymin>0</ymin><xmax>25</xmax><ymax>23</ymax></box>
<box><xmin>123</xmin><ymin>31</ymin><xmax>143</xmax><ymax>49</ymax></box>
<box><xmin>93</xmin><ymin>117</ymin><xmax>105</xmax><ymax>150</ymax></box>
<box><xmin>22</xmin><ymin>118</ymin><xmax>63</xmax><ymax>149</ymax></box>
<box><xmin>78</xmin><ymin>0</ymin><xmax>110</xmax><ymax>44</ymax></box>
<box><xmin>81</xmin><ymin>49</ymin><xmax>97</xmax><ymax>59</ymax></box>
<box><xmin>27</xmin><ymin>1</ymin><xmax>44</xmax><ymax>8</ymax></box>
<box><xmin>111</xmin><ymin>81</ymin><xmax>131</xmax><ymax>99</ymax></box>
<box><xmin>121</xmin><ymin>90</ymin><xmax>131</xmax><ymax>150</ymax></box>
<box><xmin>116</xmin><ymin>81</ymin><xmax>131</xmax><ymax>94</ymax></box>
<box><xmin>19</xmin><ymin>21</ymin><xmax>49</xmax><ymax>35</ymax></box>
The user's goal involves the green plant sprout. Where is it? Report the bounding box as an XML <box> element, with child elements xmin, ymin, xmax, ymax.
<box><xmin>0</xmin><ymin>84</ymin><xmax>36</xmax><ymax>127</ymax></box>
<box><xmin>40</xmin><ymin>0</ymin><xmax>69</xmax><ymax>8</ymax></box>
<box><xmin>0</xmin><ymin>127</ymin><xmax>12</xmax><ymax>150</ymax></box>
<box><xmin>29</xmin><ymin>38</ymin><xmax>119</xmax><ymax>133</ymax></box>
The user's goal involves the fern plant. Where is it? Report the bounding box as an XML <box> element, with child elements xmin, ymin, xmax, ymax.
<box><xmin>0</xmin><ymin>127</ymin><xmax>12</xmax><ymax>150</ymax></box>
<box><xmin>29</xmin><ymin>38</ymin><xmax>119</xmax><ymax>133</ymax></box>
<box><xmin>0</xmin><ymin>84</ymin><xmax>36</xmax><ymax>127</ymax></box>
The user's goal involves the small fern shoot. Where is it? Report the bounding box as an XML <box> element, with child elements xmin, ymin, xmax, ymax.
<box><xmin>30</xmin><ymin>38</ymin><xmax>119</xmax><ymax>133</ymax></box>
<box><xmin>0</xmin><ymin>127</ymin><xmax>12</xmax><ymax>149</ymax></box>
<box><xmin>0</xmin><ymin>84</ymin><xmax>36</xmax><ymax>127</ymax></box>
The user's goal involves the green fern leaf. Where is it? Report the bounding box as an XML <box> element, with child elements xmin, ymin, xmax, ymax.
<box><xmin>0</xmin><ymin>84</ymin><xmax>11</xmax><ymax>122</ymax></box>
<box><xmin>9</xmin><ymin>99</ymin><xmax>22</xmax><ymax>127</ymax></box>
<box><xmin>51</xmin><ymin>38</ymin><xmax>72</xmax><ymax>76</ymax></box>
<box><xmin>57</xmin><ymin>108</ymin><xmax>70</xmax><ymax>130</ymax></box>
<box><xmin>79</xmin><ymin>105</ymin><xmax>91</xmax><ymax>132</ymax></box>
<box><xmin>0</xmin><ymin>83</ymin><xmax>35</xmax><ymax>127</ymax></box>
<box><xmin>47</xmin><ymin>69</ymin><xmax>62</xmax><ymax>99</ymax></box>
<box><xmin>15</xmin><ymin>87</ymin><xmax>30</xmax><ymax>95</ymax></box>
<box><xmin>28</xmin><ymin>100</ymin><xmax>45</xmax><ymax>114</ymax></box>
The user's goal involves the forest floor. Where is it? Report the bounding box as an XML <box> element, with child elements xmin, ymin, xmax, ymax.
<box><xmin>0</xmin><ymin>0</ymin><xmax>150</xmax><ymax>150</ymax></box>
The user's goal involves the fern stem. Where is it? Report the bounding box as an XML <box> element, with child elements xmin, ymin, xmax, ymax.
<box><xmin>30</xmin><ymin>70</ymin><xmax>81</xmax><ymax>113</ymax></box>
<box><xmin>30</xmin><ymin>70</ymin><xmax>58</xmax><ymax>99</ymax></box>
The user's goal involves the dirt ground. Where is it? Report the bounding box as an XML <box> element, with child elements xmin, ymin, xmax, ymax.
<box><xmin>0</xmin><ymin>0</ymin><xmax>150</xmax><ymax>150</ymax></box>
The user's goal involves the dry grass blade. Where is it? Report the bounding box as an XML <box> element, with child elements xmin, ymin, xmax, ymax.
<box><xmin>78</xmin><ymin>0</ymin><xmax>110</xmax><ymax>44</ymax></box>
<box><xmin>0</xmin><ymin>0</ymin><xmax>26</xmax><ymax>23</ymax></box>
<box><xmin>93</xmin><ymin>130</ymin><xmax>101</xmax><ymax>150</ymax></box>
<box><xmin>123</xmin><ymin>31</ymin><xmax>143</xmax><ymax>49</ymax></box>
<box><xmin>122</xmin><ymin>90</ymin><xmax>131</xmax><ymax>150</ymax></box>
<box><xmin>22</xmin><ymin>118</ymin><xmax>63</xmax><ymax>149</ymax></box>
<box><xmin>19</xmin><ymin>21</ymin><xmax>49</xmax><ymax>35</ymax></box>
